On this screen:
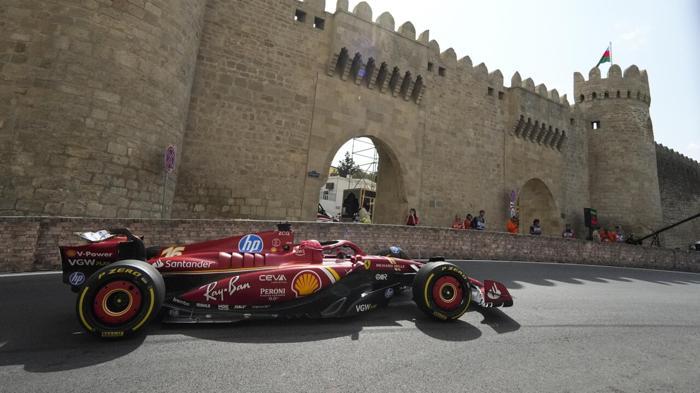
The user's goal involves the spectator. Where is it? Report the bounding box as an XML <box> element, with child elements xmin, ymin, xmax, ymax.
<box><xmin>463</xmin><ymin>214</ymin><xmax>473</xmax><ymax>230</ymax></box>
<box><xmin>472</xmin><ymin>210</ymin><xmax>486</xmax><ymax>230</ymax></box>
<box><xmin>451</xmin><ymin>215</ymin><xmax>463</xmax><ymax>229</ymax></box>
<box><xmin>406</xmin><ymin>208</ymin><xmax>419</xmax><ymax>226</ymax></box>
<box><xmin>562</xmin><ymin>223</ymin><xmax>575</xmax><ymax>239</ymax></box>
<box><xmin>614</xmin><ymin>225</ymin><xmax>625</xmax><ymax>242</ymax></box>
<box><xmin>358</xmin><ymin>203</ymin><xmax>371</xmax><ymax>224</ymax></box>
<box><xmin>600</xmin><ymin>227</ymin><xmax>610</xmax><ymax>243</ymax></box>
<box><xmin>506</xmin><ymin>215</ymin><xmax>519</xmax><ymax>234</ymax></box>
<box><xmin>529</xmin><ymin>219</ymin><xmax>542</xmax><ymax>235</ymax></box>
<box><xmin>607</xmin><ymin>227</ymin><xmax>617</xmax><ymax>243</ymax></box>
<box><xmin>343</xmin><ymin>193</ymin><xmax>359</xmax><ymax>220</ymax></box>
<box><xmin>592</xmin><ymin>228</ymin><xmax>602</xmax><ymax>243</ymax></box>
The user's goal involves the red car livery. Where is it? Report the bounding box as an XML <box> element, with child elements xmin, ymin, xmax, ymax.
<box><xmin>60</xmin><ymin>225</ymin><xmax>513</xmax><ymax>339</ymax></box>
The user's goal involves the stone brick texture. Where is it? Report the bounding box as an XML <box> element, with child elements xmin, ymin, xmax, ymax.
<box><xmin>575</xmin><ymin>65</ymin><xmax>663</xmax><ymax>237</ymax></box>
<box><xmin>1</xmin><ymin>0</ymin><xmax>206</xmax><ymax>218</ymax></box>
<box><xmin>655</xmin><ymin>145</ymin><xmax>700</xmax><ymax>249</ymax></box>
<box><xmin>2</xmin><ymin>1</ymin><xmax>698</xmax><ymax>250</ymax></box>
<box><xmin>1</xmin><ymin>217</ymin><xmax>698</xmax><ymax>273</ymax></box>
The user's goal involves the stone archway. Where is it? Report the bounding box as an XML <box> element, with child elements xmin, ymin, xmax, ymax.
<box><xmin>517</xmin><ymin>178</ymin><xmax>562</xmax><ymax>236</ymax></box>
<box><xmin>371</xmin><ymin>137</ymin><xmax>407</xmax><ymax>224</ymax></box>
<box><xmin>306</xmin><ymin>135</ymin><xmax>408</xmax><ymax>224</ymax></box>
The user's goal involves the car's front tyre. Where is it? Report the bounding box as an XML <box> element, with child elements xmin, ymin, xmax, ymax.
<box><xmin>412</xmin><ymin>262</ymin><xmax>471</xmax><ymax>321</ymax></box>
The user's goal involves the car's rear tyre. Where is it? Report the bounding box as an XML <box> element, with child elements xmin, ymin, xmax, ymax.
<box><xmin>76</xmin><ymin>259</ymin><xmax>164</xmax><ymax>339</ymax></box>
<box><xmin>412</xmin><ymin>262</ymin><xmax>471</xmax><ymax>321</ymax></box>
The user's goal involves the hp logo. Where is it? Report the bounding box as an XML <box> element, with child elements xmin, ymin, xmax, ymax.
<box><xmin>69</xmin><ymin>271</ymin><xmax>86</xmax><ymax>286</ymax></box>
<box><xmin>238</xmin><ymin>234</ymin><xmax>264</xmax><ymax>253</ymax></box>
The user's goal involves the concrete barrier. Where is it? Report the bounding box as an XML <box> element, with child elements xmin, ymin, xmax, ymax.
<box><xmin>1</xmin><ymin>216</ymin><xmax>699</xmax><ymax>273</ymax></box>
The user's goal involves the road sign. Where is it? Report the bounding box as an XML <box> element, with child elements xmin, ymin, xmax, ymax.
<box><xmin>164</xmin><ymin>144</ymin><xmax>176</xmax><ymax>173</ymax></box>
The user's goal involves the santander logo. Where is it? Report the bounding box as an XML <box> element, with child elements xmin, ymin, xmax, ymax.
<box><xmin>152</xmin><ymin>259</ymin><xmax>215</xmax><ymax>269</ymax></box>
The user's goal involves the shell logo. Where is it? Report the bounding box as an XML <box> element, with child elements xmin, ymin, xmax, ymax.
<box><xmin>291</xmin><ymin>270</ymin><xmax>321</xmax><ymax>297</ymax></box>
<box><xmin>65</xmin><ymin>249</ymin><xmax>76</xmax><ymax>257</ymax></box>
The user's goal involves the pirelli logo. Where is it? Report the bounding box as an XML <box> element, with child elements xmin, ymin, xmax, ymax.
<box><xmin>98</xmin><ymin>267</ymin><xmax>142</xmax><ymax>280</ymax></box>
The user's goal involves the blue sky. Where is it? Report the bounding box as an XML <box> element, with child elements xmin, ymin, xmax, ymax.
<box><xmin>329</xmin><ymin>0</ymin><xmax>700</xmax><ymax>163</ymax></box>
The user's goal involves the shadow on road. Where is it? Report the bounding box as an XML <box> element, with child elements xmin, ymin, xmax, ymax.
<box><xmin>0</xmin><ymin>275</ymin><xmax>146</xmax><ymax>373</ymax></box>
<box><xmin>0</xmin><ymin>279</ymin><xmax>515</xmax><ymax>372</ymax></box>
<box><xmin>457</xmin><ymin>260</ymin><xmax>700</xmax><ymax>290</ymax></box>
<box><xmin>163</xmin><ymin>299</ymin><xmax>488</xmax><ymax>345</ymax></box>
<box><xmin>474</xmin><ymin>306</ymin><xmax>521</xmax><ymax>334</ymax></box>
<box><xmin>5</xmin><ymin>259</ymin><xmax>696</xmax><ymax>373</ymax></box>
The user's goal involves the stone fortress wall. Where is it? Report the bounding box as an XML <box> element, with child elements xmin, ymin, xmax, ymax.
<box><xmin>574</xmin><ymin>65</ymin><xmax>663</xmax><ymax>236</ymax></box>
<box><xmin>0</xmin><ymin>0</ymin><xmax>207</xmax><ymax>217</ymax></box>
<box><xmin>655</xmin><ymin>145</ymin><xmax>700</xmax><ymax>249</ymax></box>
<box><xmin>171</xmin><ymin>0</ymin><xmax>592</xmax><ymax>236</ymax></box>
<box><xmin>1</xmin><ymin>0</ymin><xmax>698</xmax><ymax>248</ymax></box>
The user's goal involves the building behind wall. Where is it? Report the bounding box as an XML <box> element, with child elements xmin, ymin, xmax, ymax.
<box><xmin>320</xmin><ymin>175</ymin><xmax>376</xmax><ymax>221</ymax></box>
<box><xmin>1</xmin><ymin>0</ymin><xmax>698</xmax><ymax>247</ymax></box>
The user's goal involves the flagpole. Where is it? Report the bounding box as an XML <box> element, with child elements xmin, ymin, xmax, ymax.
<box><xmin>610</xmin><ymin>41</ymin><xmax>613</xmax><ymax>65</ymax></box>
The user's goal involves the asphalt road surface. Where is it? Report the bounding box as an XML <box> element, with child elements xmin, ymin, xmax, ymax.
<box><xmin>1</xmin><ymin>260</ymin><xmax>699</xmax><ymax>393</ymax></box>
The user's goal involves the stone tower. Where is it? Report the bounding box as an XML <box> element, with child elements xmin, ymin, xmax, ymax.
<box><xmin>575</xmin><ymin>64</ymin><xmax>663</xmax><ymax>236</ymax></box>
<box><xmin>0</xmin><ymin>1</ymin><xmax>206</xmax><ymax>217</ymax></box>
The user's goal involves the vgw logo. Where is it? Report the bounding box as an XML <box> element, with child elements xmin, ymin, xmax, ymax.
<box><xmin>238</xmin><ymin>234</ymin><xmax>264</xmax><ymax>253</ymax></box>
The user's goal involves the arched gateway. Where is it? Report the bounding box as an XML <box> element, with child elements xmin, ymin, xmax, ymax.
<box><xmin>517</xmin><ymin>179</ymin><xmax>562</xmax><ymax>236</ymax></box>
<box><xmin>303</xmin><ymin>135</ymin><xmax>409</xmax><ymax>224</ymax></box>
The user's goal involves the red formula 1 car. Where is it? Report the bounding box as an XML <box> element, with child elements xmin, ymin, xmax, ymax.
<box><xmin>60</xmin><ymin>225</ymin><xmax>513</xmax><ymax>338</ymax></box>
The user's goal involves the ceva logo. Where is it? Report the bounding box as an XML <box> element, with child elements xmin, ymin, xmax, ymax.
<box><xmin>238</xmin><ymin>234</ymin><xmax>263</xmax><ymax>253</ymax></box>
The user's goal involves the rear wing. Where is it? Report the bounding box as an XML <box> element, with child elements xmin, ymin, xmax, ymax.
<box><xmin>60</xmin><ymin>228</ymin><xmax>146</xmax><ymax>292</ymax></box>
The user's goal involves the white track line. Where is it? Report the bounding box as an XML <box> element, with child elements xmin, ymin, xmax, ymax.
<box><xmin>0</xmin><ymin>271</ymin><xmax>61</xmax><ymax>278</ymax></box>
<box><xmin>449</xmin><ymin>259</ymin><xmax>700</xmax><ymax>275</ymax></box>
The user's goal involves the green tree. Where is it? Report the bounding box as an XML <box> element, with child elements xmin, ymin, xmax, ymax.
<box><xmin>336</xmin><ymin>152</ymin><xmax>360</xmax><ymax>177</ymax></box>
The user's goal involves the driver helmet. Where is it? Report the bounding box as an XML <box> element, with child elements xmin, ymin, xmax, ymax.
<box><xmin>379</xmin><ymin>246</ymin><xmax>409</xmax><ymax>259</ymax></box>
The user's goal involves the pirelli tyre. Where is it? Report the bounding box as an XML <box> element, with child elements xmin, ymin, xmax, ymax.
<box><xmin>412</xmin><ymin>262</ymin><xmax>471</xmax><ymax>321</ymax></box>
<box><xmin>76</xmin><ymin>259</ymin><xmax>165</xmax><ymax>339</ymax></box>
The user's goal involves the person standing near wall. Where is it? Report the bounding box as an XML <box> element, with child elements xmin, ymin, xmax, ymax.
<box><xmin>358</xmin><ymin>203</ymin><xmax>371</xmax><ymax>224</ymax></box>
<box><xmin>562</xmin><ymin>223</ymin><xmax>575</xmax><ymax>239</ymax></box>
<box><xmin>451</xmin><ymin>215</ymin><xmax>463</xmax><ymax>229</ymax></box>
<box><xmin>529</xmin><ymin>219</ymin><xmax>542</xmax><ymax>235</ymax></box>
<box><xmin>614</xmin><ymin>225</ymin><xmax>625</xmax><ymax>242</ymax></box>
<box><xmin>406</xmin><ymin>208</ymin><xmax>419</xmax><ymax>226</ymax></box>
<box><xmin>506</xmin><ymin>215</ymin><xmax>519</xmax><ymax>234</ymax></box>
<box><xmin>472</xmin><ymin>210</ymin><xmax>486</xmax><ymax>230</ymax></box>
<box><xmin>463</xmin><ymin>214</ymin><xmax>473</xmax><ymax>229</ymax></box>
<box><xmin>607</xmin><ymin>228</ymin><xmax>618</xmax><ymax>243</ymax></box>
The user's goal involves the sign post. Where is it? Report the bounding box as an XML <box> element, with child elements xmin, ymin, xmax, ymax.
<box><xmin>162</xmin><ymin>145</ymin><xmax>176</xmax><ymax>218</ymax></box>
<box><xmin>584</xmin><ymin>207</ymin><xmax>598</xmax><ymax>240</ymax></box>
<box><xmin>508</xmin><ymin>189</ymin><xmax>518</xmax><ymax>218</ymax></box>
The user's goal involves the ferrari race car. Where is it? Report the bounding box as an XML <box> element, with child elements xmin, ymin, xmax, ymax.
<box><xmin>60</xmin><ymin>225</ymin><xmax>513</xmax><ymax>339</ymax></box>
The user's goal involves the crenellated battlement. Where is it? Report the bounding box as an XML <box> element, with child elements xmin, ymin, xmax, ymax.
<box><xmin>510</xmin><ymin>72</ymin><xmax>570</xmax><ymax>106</ymax></box>
<box><xmin>573</xmin><ymin>64</ymin><xmax>650</xmax><ymax>105</ymax></box>
<box><xmin>329</xmin><ymin>0</ymin><xmax>577</xmax><ymax>104</ymax></box>
<box><xmin>656</xmin><ymin>143</ymin><xmax>700</xmax><ymax>168</ymax></box>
